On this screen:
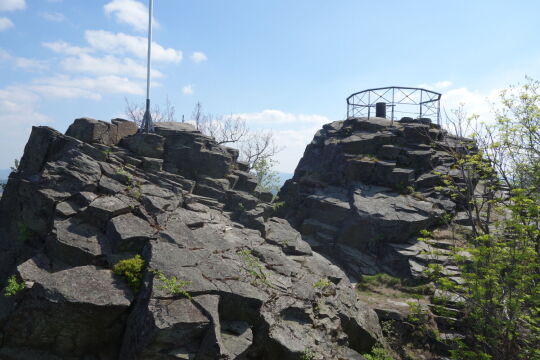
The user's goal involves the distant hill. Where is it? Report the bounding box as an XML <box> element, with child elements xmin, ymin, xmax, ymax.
<box><xmin>277</xmin><ymin>172</ymin><xmax>293</xmax><ymax>186</ymax></box>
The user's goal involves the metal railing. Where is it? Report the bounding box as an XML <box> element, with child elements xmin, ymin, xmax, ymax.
<box><xmin>346</xmin><ymin>86</ymin><xmax>442</xmax><ymax>125</ymax></box>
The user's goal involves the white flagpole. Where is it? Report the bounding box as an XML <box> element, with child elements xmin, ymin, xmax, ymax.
<box><xmin>141</xmin><ymin>0</ymin><xmax>154</xmax><ymax>132</ymax></box>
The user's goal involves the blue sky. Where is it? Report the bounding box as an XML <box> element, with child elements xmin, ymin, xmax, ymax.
<box><xmin>1</xmin><ymin>0</ymin><xmax>540</xmax><ymax>172</ymax></box>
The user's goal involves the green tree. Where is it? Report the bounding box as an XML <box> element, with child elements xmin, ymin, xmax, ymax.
<box><xmin>436</xmin><ymin>77</ymin><xmax>540</xmax><ymax>360</ymax></box>
<box><xmin>251</xmin><ymin>156</ymin><xmax>280</xmax><ymax>194</ymax></box>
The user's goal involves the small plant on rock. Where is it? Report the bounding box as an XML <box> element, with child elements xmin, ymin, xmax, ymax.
<box><xmin>271</xmin><ymin>200</ymin><xmax>285</xmax><ymax>212</ymax></box>
<box><xmin>300</xmin><ymin>348</ymin><xmax>315</xmax><ymax>360</ymax></box>
<box><xmin>363</xmin><ymin>345</ymin><xmax>394</xmax><ymax>360</ymax></box>
<box><xmin>113</xmin><ymin>255</ymin><xmax>145</xmax><ymax>291</ymax></box>
<box><xmin>237</xmin><ymin>249</ymin><xmax>268</xmax><ymax>285</ymax></box>
<box><xmin>115</xmin><ymin>166</ymin><xmax>134</xmax><ymax>186</ymax></box>
<box><xmin>313</xmin><ymin>277</ymin><xmax>332</xmax><ymax>290</ymax></box>
<box><xmin>4</xmin><ymin>275</ymin><xmax>26</xmax><ymax>297</ymax></box>
<box><xmin>128</xmin><ymin>181</ymin><xmax>143</xmax><ymax>201</ymax></box>
<box><xmin>151</xmin><ymin>269</ymin><xmax>192</xmax><ymax>299</ymax></box>
<box><xmin>17</xmin><ymin>222</ymin><xmax>33</xmax><ymax>243</ymax></box>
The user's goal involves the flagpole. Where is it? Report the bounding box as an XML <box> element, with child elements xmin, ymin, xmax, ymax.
<box><xmin>141</xmin><ymin>0</ymin><xmax>153</xmax><ymax>132</ymax></box>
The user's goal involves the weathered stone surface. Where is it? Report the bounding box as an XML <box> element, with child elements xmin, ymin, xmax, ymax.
<box><xmin>83</xmin><ymin>197</ymin><xmax>131</xmax><ymax>231</ymax></box>
<box><xmin>121</xmin><ymin>133</ymin><xmax>165</xmax><ymax>159</ymax></box>
<box><xmin>264</xmin><ymin>217</ymin><xmax>312</xmax><ymax>255</ymax></box>
<box><xmin>279</xmin><ymin>117</ymin><xmax>469</xmax><ymax>282</ymax></box>
<box><xmin>340</xmin><ymin>184</ymin><xmax>437</xmax><ymax>247</ymax></box>
<box><xmin>66</xmin><ymin>118</ymin><xmax>117</xmax><ymax>145</ymax></box>
<box><xmin>47</xmin><ymin>217</ymin><xmax>109</xmax><ymax>267</ymax></box>
<box><xmin>106</xmin><ymin>213</ymin><xmax>154</xmax><ymax>253</ymax></box>
<box><xmin>3</xmin><ymin>258</ymin><xmax>132</xmax><ymax>358</ymax></box>
<box><xmin>111</xmin><ymin>118</ymin><xmax>138</xmax><ymax>141</ymax></box>
<box><xmin>0</xmin><ymin>117</ymin><xmax>385</xmax><ymax>359</ymax></box>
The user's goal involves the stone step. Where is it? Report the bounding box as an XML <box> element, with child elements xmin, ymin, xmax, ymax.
<box><xmin>428</xmin><ymin>304</ymin><xmax>463</xmax><ymax>319</ymax></box>
<box><xmin>432</xmin><ymin>290</ymin><xmax>465</xmax><ymax>309</ymax></box>
<box><xmin>188</xmin><ymin>194</ymin><xmax>224</xmax><ymax>210</ymax></box>
<box><xmin>413</xmin><ymin>253</ymin><xmax>452</xmax><ymax>265</ymax></box>
<box><xmin>439</xmin><ymin>332</ymin><xmax>465</xmax><ymax>342</ymax></box>
<box><xmin>425</xmin><ymin>238</ymin><xmax>458</xmax><ymax>250</ymax></box>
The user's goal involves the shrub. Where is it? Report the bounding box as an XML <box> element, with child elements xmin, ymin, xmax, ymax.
<box><xmin>113</xmin><ymin>255</ymin><xmax>145</xmax><ymax>291</ymax></box>
<box><xmin>4</xmin><ymin>275</ymin><xmax>26</xmax><ymax>297</ymax></box>
<box><xmin>363</xmin><ymin>345</ymin><xmax>394</xmax><ymax>360</ymax></box>
<box><xmin>313</xmin><ymin>277</ymin><xmax>332</xmax><ymax>290</ymax></box>
<box><xmin>151</xmin><ymin>269</ymin><xmax>192</xmax><ymax>299</ymax></box>
<box><xmin>237</xmin><ymin>249</ymin><xmax>268</xmax><ymax>285</ymax></box>
<box><xmin>300</xmin><ymin>349</ymin><xmax>315</xmax><ymax>360</ymax></box>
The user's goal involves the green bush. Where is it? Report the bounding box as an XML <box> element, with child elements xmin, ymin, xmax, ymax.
<box><xmin>363</xmin><ymin>345</ymin><xmax>394</xmax><ymax>360</ymax></box>
<box><xmin>113</xmin><ymin>255</ymin><xmax>145</xmax><ymax>291</ymax></box>
<box><xmin>313</xmin><ymin>277</ymin><xmax>332</xmax><ymax>290</ymax></box>
<box><xmin>356</xmin><ymin>273</ymin><xmax>401</xmax><ymax>291</ymax></box>
<box><xmin>4</xmin><ymin>275</ymin><xmax>26</xmax><ymax>297</ymax></box>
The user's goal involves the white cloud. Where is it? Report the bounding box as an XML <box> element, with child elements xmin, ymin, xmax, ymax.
<box><xmin>104</xmin><ymin>0</ymin><xmax>158</xmax><ymax>32</ymax></box>
<box><xmin>0</xmin><ymin>17</ymin><xmax>13</xmax><ymax>31</ymax></box>
<box><xmin>42</xmin><ymin>41</ymin><xmax>93</xmax><ymax>56</ymax></box>
<box><xmin>417</xmin><ymin>80</ymin><xmax>453</xmax><ymax>91</ymax></box>
<box><xmin>0</xmin><ymin>85</ymin><xmax>49</xmax><ymax>168</ymax></box>
<box><xmin>231</xmin><ymin>110</ymin><xmax>331</xmax><ymax>172</ymax></box>
<box><xmin>191</xmin><ymin>51</ymin><xmax>207</xmax><ymax>63</ymax></box>
<box><xmin>14</xmin><ymin>57</ymin><xmax>48</xmax><ymax>70</ymax></box>
<box><xmin>0</xmin><ymin>48</ymin><xmax>48</xmax><ymax>70</ymax></box>
<box><xmin>61</xmin><ymin>53</ymin><xmax>163</xmax><ymax>79</ymax></box>
<box><xmin>0</xmin><ymin>0</ymin><xmax>25</xmax><ymax>12</ymax></box>
<box><xmin>40</xmin><ymin>12</ymin><xmax>65</xmax><ymax>22</ymax></box>
<box><xmin>441</xmin><ymin>87</ymin><xmax>501</xmax><ymax>124</ymax></box>
<box><xmin>182</xmin><ymin>84</ymin><xmax>193</xmax><ymax>95</ymax></box>
<box><xmin>30</xmin><ymin>75</ymin><xmax>146</xmax><ymax>99</ymax></box>
<box><xmin>85</xmin><ymin>30</ymin><xmax>182</xmax><ymax>63</ymax></box>
<box><xmin>234</xmin><ymin>109</ymin><xmax>330</xmax><ymax>126</ymax></box>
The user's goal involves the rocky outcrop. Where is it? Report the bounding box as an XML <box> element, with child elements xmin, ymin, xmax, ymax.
<box><xmin>0</xmin><ymin>118</ymin><xmax>382</xmax><ymax>359</ymax></box>
<box><xmin>278</xmin><ymin>117</ymin><xmax>473</xmax><ymax>279</ymax></box>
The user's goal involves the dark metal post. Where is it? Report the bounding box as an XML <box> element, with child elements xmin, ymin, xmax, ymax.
<box><xmin>419</xmin><ymin>90</ymin><xmax>423</xmax><ymax>119</ymax></box>
<box><xmin>375</xmin><ymin>102</ymin><xmax>386</xmax><ymax>118</ymax></box>
<box><xmin>140</xmin><ymin>0</ymin><xmax>154</xmax><ymax>133</ymax></box>
<box><xmin>367</xmin><ymin>92</ymin><xmax>371</xmax><ymax>118</ymax></box>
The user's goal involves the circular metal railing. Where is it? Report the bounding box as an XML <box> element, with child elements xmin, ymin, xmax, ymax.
<box><xmin>346</xmin><ymin>86</ymin><xmax>442</xmax><ymax>125</ymax></box>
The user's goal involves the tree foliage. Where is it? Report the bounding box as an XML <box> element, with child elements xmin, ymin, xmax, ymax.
<box><xmin>437</xmin><ymin>77</ymin><xmax>540</xmax><ymax>360</ymax></box>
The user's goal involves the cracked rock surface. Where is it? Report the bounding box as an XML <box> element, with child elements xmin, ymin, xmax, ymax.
<box><xmin>0</xmin><ymin>118</ymin><xmax>381</xmax><ymax>359</ymax></box>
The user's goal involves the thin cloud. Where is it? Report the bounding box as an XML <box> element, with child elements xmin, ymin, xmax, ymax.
<box><xmin>0</xmin><ymin>48</ymin><xmax>48</xmax><ymax>70</ymax></box>
<box><xmin>234</xmin><ymin>109</ymin><xmax>330</xmax><ymax>126</ymax></box>
<box><xmin>61</xmin><ymin>53</ymin><xmax>163</xmax><ymax>79</ymax></box>
<box><xmin>417</xmin><ymin>80</ymin><xmax>453</xmax><ymax>91</ymax></box>
<box><xmin>0</xmin><ymin>17</ymin><xmax>13</xmax><ymax>31</ymax></box>
<box><xmin>42</xmin><ymin>41</ymin><xmax>93</xmax><ymax>56</ymax></box>
<box><xmin>85</xmin><ymin>30</ymin><xmax>182</xmax><ymax>63</ymax></box>
<box><xmin>31</xmin><ymin>75</ymin><xmax>146</xmax><ymax>99</ymax></box>
<box><xmin>191</xmin><ymin>52</ymin><xmax>207</xmax><ymax>63</ymax></box>
<box><xmin>104</xmin><ymin>0</ymin><xmax>159</xmax><ymax>32</ymax></box>
<box><xmin>40</xmin><ymin>12</ymin><xmax>65</xmax><ymax>22</ymax></box>
<box><xmin>0</xmin><ymin>0</ymin><xmax>25</xmax><ymax>12</ymax></box>
<box><xmin>182</xmin><ymin>84</ymin><xmax>193</xmax><ymax>95</ymax></box>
